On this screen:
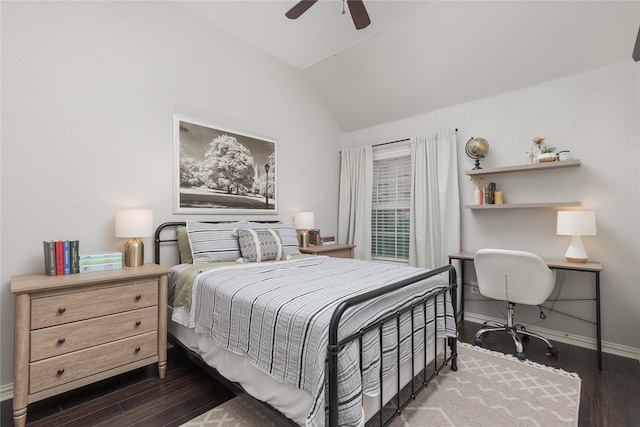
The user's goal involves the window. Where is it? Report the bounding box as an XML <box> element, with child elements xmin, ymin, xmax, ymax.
<box><xmin>371</xmin><ymin>146</ymin><xmax>411</xmax><ymax>263</ymax></box>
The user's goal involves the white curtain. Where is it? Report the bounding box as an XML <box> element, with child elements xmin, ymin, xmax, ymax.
<box><xmin>409</xmin><ymin>129</ymin><xmax>460</xmax><ymax>268</ymax></box>
<box><xmin>338</xmin><ymin>146</ymin><xmax>373</xmax><ymax>260</ymax></box>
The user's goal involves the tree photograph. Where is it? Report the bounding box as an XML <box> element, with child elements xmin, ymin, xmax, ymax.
<box><xmin>174</xmin><ymin>115</ymin><xmax>276</xmax><ymax>213</ymax></box>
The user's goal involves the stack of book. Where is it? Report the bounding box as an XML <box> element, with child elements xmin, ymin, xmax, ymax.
<box><xmin>320</xmin><ymin>236</ymin><xmax>336</xmax><ymax>245</ymax></box>
<box><xmin>43</xmin><ymin>240</ymin><xmax>80</xmax><ymax>276</ymax></box>
<box><xmin>78</xmin><ymin>252</ymin><xmax>123</xmax><ymax>273</ymax></box>
<box><xmin>308</xmin><ymin>229</ymin><xmax>321</xmax><ymax>246</ymax></box>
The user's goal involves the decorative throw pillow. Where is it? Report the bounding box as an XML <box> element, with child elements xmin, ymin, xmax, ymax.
<box><xmin>244</xmin><ymin>222</ymin><xmax>301</xmax><ymax>257</ymax></box>
<box><xmin>186</xmin><ymin>221</ymin><xmax>249</xmax><ymax>264</ymax></box>
<box><xmin>176</xmin><ymin>225</ymin><xmax>193</xmax><ymax>264</ymax></box>
<box><xmin>237</xmin><ymin>229</ymin><xmax>283</xmax><ymax>263</ymax></box>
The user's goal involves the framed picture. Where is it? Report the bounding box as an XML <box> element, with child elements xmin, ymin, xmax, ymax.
<box><xmin>173</xmin><ymin>114</ymin><xmax>277</xmax><ymax>214</ymax></box>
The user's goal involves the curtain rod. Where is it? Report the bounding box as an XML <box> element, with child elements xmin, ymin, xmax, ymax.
<box><xmin>372</xmin><ymin>128</ymin><xmax>458</xmax><ymax>148</ymax></box>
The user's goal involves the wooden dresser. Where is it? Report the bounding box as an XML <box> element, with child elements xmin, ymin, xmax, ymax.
<box><xmin>299</xmin><ymin>244</ymin><xmax>356</xmax><ymax>259</ymax></box>
<box><xmin>11</xmin><ymin>263</ymin><xmax>171</xmax><ymax>427</ymax></box>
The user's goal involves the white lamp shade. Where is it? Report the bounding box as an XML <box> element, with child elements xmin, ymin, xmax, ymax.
<box><xmin>294</xmin><ymin>212</ymin><xmax>315</xmax><ymax>229</ymax></box>
<box><xmin>557</xmin><ymin>211</ymin><xmax>596</xmax><ymax>236</ymax></box>
<box><xmin>115</xmin><ymin>209</ymin><xmax>153</xmax><ymax>238</ymax></box>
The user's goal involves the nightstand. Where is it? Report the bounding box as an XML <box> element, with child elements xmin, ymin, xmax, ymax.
<box><xmin>11</xmin><ymin>263</ymin><xmax>171</xmax><ymax>427</ymax></box>
<box><xmin>299</xmin><ymin>244</ymin><xmax>356</xmax><ymax>259</ymax></box>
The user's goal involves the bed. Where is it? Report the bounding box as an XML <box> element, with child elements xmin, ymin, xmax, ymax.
<box><xmin>154</xmin><ymin>220</ymin><xmax>458</xmax><ymax>427</ymax></box>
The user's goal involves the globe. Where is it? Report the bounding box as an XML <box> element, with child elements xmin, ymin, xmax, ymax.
<box><xmin>465</xmin><ymin>137</ymin><xmax>489</xmax><ymax>169</ymax></box>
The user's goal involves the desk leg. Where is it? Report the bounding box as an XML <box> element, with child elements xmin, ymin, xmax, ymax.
<box><xmin>449</xmin><ymin>258</ymin><xmax>465</xmax><ymax>321</ymax></box>
<box><xmin>595</xmin><ymin>271</ymin><xmax>602</xmax><ymax>370</ymax></box>
<box><xmin>459</xmin><ymin>260</ymin><xmax>465</xmax><ymax>321</ymax></box>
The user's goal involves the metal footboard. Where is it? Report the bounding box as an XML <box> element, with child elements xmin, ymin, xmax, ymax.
<box><xmin>327</xmin><ymin>265</ymin><xmax>458</xmax><ymax>427</ymax></box>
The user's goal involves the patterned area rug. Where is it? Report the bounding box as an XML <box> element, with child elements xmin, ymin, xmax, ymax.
<box><xmin>180</xmin><ymin>342</ymin><xmax>581</xmax><ymax>427</ymax></box>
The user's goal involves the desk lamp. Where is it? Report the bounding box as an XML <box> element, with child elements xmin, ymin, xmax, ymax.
<box><xmin>294</xmin><ymin>211</ymin><xmax>314</xmax><ymax>248</ymax></box>
<box><xmin>115</xmin><ymin>209</ymin><xmax>153</xmax><ymax>267</ymax></box>
<box><xmin>557</xmin><ymin>211</ymin><xmax>596</xmax><ymax>263</ymax></box>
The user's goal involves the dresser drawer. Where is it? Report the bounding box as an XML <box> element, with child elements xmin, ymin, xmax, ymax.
<box><xmin>30</xmin><ymin>331</ymin><xmax>157</xmax><ymax>394</ymax></box>
<box><xmin>30</xmin><ymin>306</ymin><xmax>158</xmax><ymax>362</ymax></box>
<box><xmin>31</xmin><ymin>280</ymin><xmax>158</xmax><ymax>329</ymax></box>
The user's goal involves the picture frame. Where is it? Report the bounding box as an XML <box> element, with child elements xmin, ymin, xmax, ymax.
<box><xmin>173</xmin><ymin>114</ymin><xmax>277</xmax><ymax>214</ymax></box>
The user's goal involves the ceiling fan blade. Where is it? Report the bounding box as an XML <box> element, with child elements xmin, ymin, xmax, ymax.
<box><xmin>347</xmin><ymin>0</ymin><xmax>371</xmax><ymax>30</ymax></box>
<box><xmin>285</xmin><ymin>0</ymin><xmax>318</xmax><ymax>20</ymax></box>
<box><xmin>633</xmin><ymin>26</ymin><xmax>640</xmax><ymax>62</ymax></box>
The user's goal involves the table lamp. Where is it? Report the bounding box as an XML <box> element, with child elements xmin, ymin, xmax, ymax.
<box><xmin>294</xmin><ymin>211</ymin><xmax>314</xmax><ymax>248</ymax></box>
<box><xmin>115</xmin><ymin>209</ymin><xmax>153</xmax><ymax>267</ymax></box>
<box><xmin>557</xmin><ymin>211</ymin><xmax>596</xmax><ymax>263</ymax></box>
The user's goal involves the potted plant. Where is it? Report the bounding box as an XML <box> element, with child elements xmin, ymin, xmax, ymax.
<box><xmin>538</xmin><ymin>145</ymin><xmax>557</xmax><ymax>162</ymax></box>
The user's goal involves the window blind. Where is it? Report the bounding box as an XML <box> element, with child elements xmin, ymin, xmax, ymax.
<box><xmin>372</xmin><ymin>154</ymin><xmax>411</xmax><ymax>262</ymax></box>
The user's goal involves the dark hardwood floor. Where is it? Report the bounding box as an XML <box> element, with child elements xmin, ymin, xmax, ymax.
<box><xmin>2</xmin><ymin>320</ymin><xmax>638</xmax><ymax>426</ymax></box>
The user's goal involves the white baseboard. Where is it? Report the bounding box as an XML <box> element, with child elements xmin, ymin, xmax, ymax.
<box><xmin>1</xmin><ymin>382</ymin><xmax>13</xmax><ymax>402</ymax></box>
<box><xmin>464</xmin><ymin>312</ymin><xmax>640</xmax><ymax>361</ymax></box>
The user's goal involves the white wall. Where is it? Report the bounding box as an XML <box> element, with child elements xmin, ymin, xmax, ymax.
<box><xmin>0</xmin><ymin>2</ymin><xmax>342</xmax><ymax>390</ymax></box>
<box><xmin>344</xmin><ymin>62</ymin><xmax>640</xmax><ymax>354</ymax></box>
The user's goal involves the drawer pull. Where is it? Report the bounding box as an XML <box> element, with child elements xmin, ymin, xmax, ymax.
<box><xmin>57</xmin><ymin>338</ymin><xmax>66</xmax><ymax>344</ymax></box>
<box><xmin>135</xmin><ymin>294</ymin><xmax>142</xmax><ymax>301</ymax></box>
<box><xmin>57</xmin><ymin>369</ymin><xmax>65</xmax><ymax>376</ymax></box>
<box><xmin>58</xmin><ymin>307</ymin><xmax>66</xmax><ymax>314</ymax></box>
<box><xmin>134</xmin><ymin>346</ymin><xmax>141</xmax><ymax>353</ymax></box>
<box><xmin>135</xmin><ymin>320</ymin><xmax>141</xmax><ymax>327</ymax></box>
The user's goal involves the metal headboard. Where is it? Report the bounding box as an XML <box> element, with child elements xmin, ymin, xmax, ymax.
<box><xmin>153</xmin><ymin>220</ymin><xmax>280</xmax><ymax>265</ymax></box>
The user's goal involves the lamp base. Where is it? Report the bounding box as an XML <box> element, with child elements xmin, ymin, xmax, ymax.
<box><xmin>564</xmin><ymin>235</ymin><xmax>588</xmax><ymax>264</ymax></box>
<box><xmin>124</xmin><ymin>238</ymin><xmax>144</xmax><ymax>267</ymax></box>
<box><xmin>297</xmin><ymin>230</ymin><xmax>310</xmax><ymax>248</ymax></box>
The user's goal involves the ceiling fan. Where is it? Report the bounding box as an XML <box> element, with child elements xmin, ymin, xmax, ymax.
<box><xmin>286</xmin><ymin>0</ymin><xmax>371</xmax><ymax>30</ymax></box>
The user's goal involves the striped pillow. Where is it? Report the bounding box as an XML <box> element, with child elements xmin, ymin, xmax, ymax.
<box><xmin>186</xmin><ymin>221</ymin><xmax>249</xmax><ymax>264</ymax></box>
<box><xmin>237</xmin><ymin>229</ymin><xmax>283</xmax><ymax>263</ymax></box>
<box><xmin>244</xmin><ymin>222</ymin><xmax>301</xmax><ymax>257</ymax></box>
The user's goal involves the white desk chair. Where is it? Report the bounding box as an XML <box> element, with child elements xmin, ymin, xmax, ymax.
<box><xmin>474</xmin><ymin>249</ymin><xmax>559</xmax><ymax>361</ymax></box>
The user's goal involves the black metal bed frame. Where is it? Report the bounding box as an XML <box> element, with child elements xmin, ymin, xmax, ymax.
<box><xmin>154</xmin><ymin>221</ymin><xmax>458</xmax><ymax>427</ymax></box>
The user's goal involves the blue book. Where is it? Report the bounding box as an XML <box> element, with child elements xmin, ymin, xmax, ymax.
<box><xmin>63</xmin><ymin>240</ymin><xmax>71</xmax><ymax>275</ymax></box>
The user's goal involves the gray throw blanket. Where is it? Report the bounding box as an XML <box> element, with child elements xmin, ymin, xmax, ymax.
<box><xmin>192</xmin><ymin>257</ymin><xmax>456</xmax><ymax>427</ymax></box>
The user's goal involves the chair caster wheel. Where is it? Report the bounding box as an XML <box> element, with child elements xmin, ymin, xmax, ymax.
<box><xmin>548</xmin><ymin>347</ymin><xmax>559</xmax><ymax>356</ymax></box>
<box><xmin>517</xmin><ymin>352</ymin><xmax>526</xmax><ymax>361</ymax></box>
<box><xmin>475</xmin><ymin>337</ymin><xmax>482</xmax><ymax>346</ymax></box>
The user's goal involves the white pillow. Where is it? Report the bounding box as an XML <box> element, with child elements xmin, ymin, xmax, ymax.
<box><xmin>186</xmin><ymin>221</ymin><xmax>249</xmax><ymax>263</ymax></box>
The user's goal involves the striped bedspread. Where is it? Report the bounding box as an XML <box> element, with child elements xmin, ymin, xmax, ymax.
<box><xmin>189</xmin><ymin>256</ymin><xmax>456</xmax><ymax>427</ymax></box>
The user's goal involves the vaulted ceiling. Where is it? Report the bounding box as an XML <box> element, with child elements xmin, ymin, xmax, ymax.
<box><xmin>174</xmin><ymin>1</ymin><xmax>639</xmax><ymax>132</ymax></box>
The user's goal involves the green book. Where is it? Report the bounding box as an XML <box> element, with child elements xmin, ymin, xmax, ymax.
<box><xmin>79</xmin><ymin>256</ymin><xmax>122</xmax><ymax>266</ymax></box>
<box><xmin>70</xmin><ymin>240</ymin><xmax>80</xmax><ymax>274</ymax></box>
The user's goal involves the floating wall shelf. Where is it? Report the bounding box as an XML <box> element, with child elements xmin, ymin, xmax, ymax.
<box><xmin>465</xmin><ymin>202</ymin><xmax>581</xmax><ymax>210</ymax></box>
<box><xmin>465</xmin><ymin>159</ymin><xmax>581</xmax><ymax>177</ymax></box>
<box><xmin>465</xmin><ymin>159</ymin><xmax>582</xmax><ymax>210</ymax></box>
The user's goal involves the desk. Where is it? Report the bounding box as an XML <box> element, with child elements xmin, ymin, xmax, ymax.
<box><xmin>448</xmin><ymin>252</ymin><xmax>603</xmax><ymax>370</ymax></box>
